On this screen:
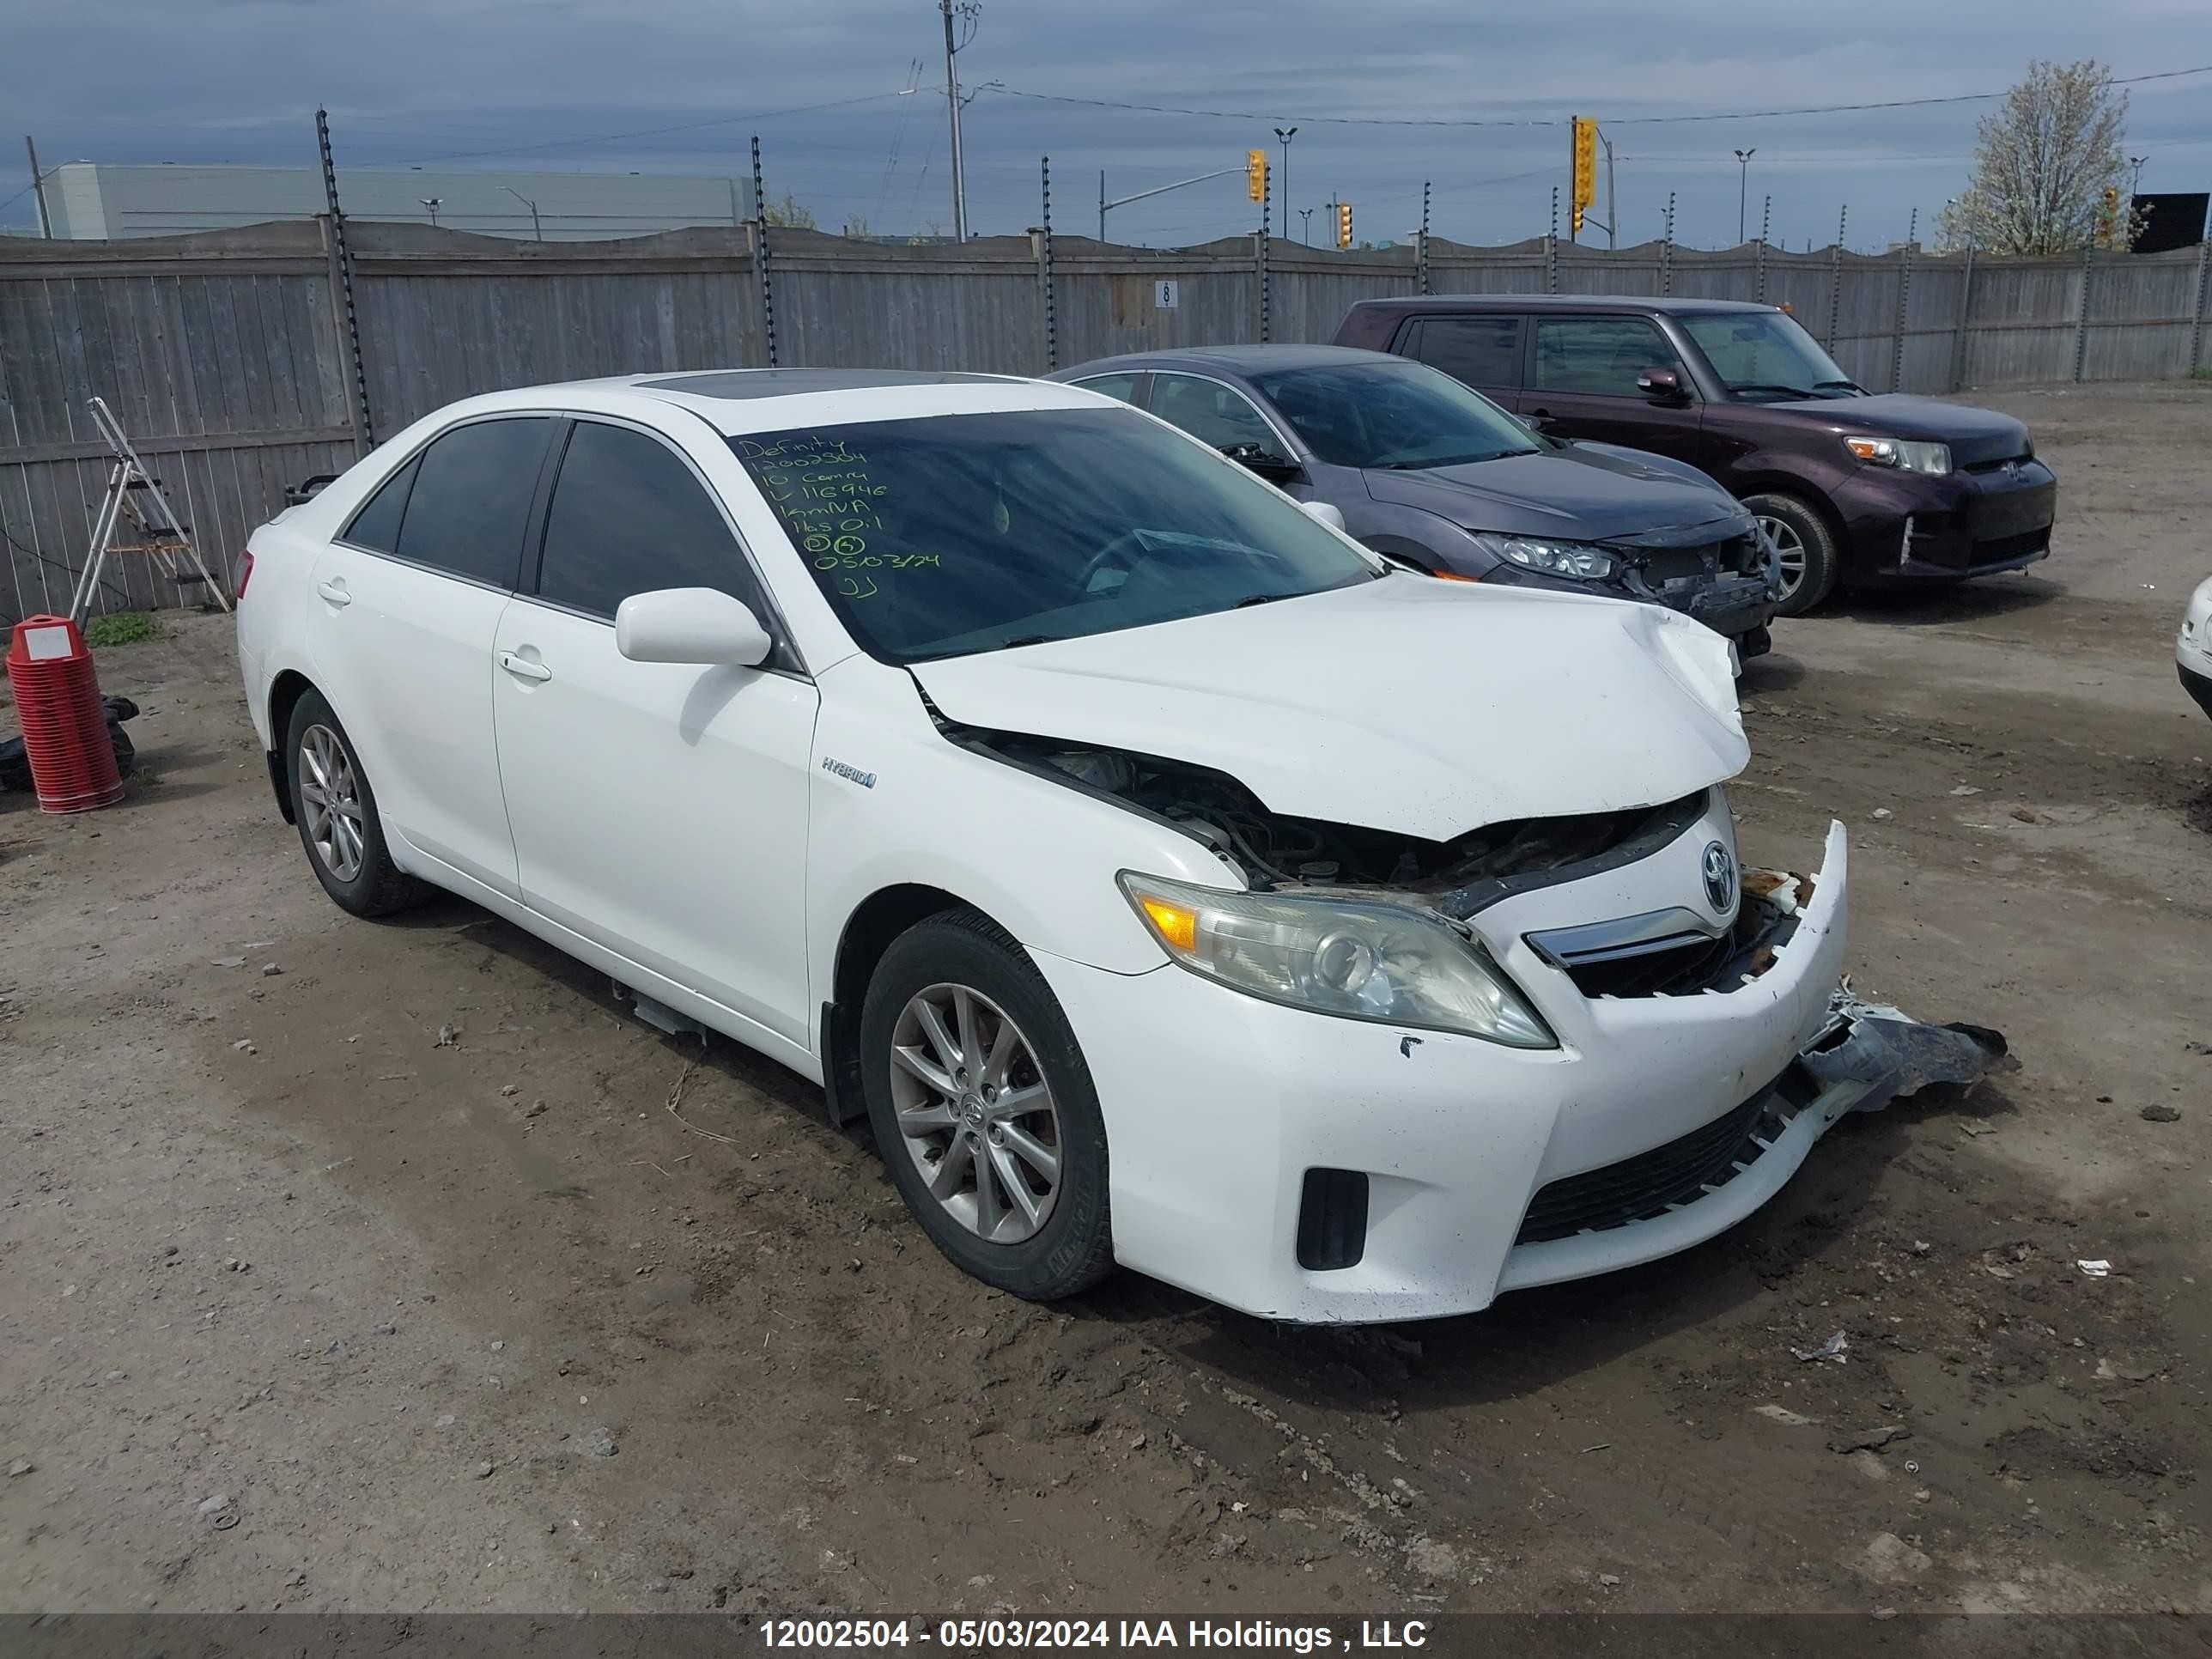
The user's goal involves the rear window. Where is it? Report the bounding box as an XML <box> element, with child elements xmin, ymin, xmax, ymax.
<box><xmin>1405</xmin><ymin>316</ymin><xmax>1522</xmax><ymax>388</ymax></box>
<box><xmin>342</xmin><ymin>455</ymin><xmax>418</xmax><ymax>554</ymax></box>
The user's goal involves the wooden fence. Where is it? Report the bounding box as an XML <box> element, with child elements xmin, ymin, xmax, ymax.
<box><xmin>3</xmin><ymin>218</ymin><xmax>2207</xmax><ymax>622</ymax></box>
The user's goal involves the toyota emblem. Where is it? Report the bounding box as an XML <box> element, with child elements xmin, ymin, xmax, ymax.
<box><xmin>1701</xmin><ymin>841</ymin><xmax>1737</xmax><ymax>913</ymax></box>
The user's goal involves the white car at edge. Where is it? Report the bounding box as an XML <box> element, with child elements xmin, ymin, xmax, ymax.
<box><xmin>235</xmin><ymin>367</ymin><xmax>1860</xmax><ymax>1324</ymax></box>
<box><xmin>2179</xmin><ymin>574</ymin><xmax>2212</xmax><ymax>720</ymax></box>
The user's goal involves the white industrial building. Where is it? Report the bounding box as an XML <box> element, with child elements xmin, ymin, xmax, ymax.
<box><xmin>39</xmin><ymin>162</ymin><xmax>759</xmax><ymax>241</ymax></box>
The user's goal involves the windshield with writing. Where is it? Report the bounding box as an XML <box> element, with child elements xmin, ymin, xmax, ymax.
<box><xmin>730</xmin><ymin>408</ymin><xmax>1379</xmax><ymax>664</ymax></box>
<box><xmin>1252</xmin><ymin>361</ymin><xmax>1541</xmax><ymax>469</ymax></box>
<box><xmin>1681</xmin><ymin>312</ymin><xmax>1858</xmax><ymax>399</ymax></box>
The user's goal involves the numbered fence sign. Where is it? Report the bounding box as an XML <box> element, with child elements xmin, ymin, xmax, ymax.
<box><xmin>1153</xmin><ymin>280</ymin><xmax>1179</xmax><ymax>311</ymax></box>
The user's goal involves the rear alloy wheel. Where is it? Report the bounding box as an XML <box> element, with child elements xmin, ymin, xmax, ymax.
<box><xmin>860</xmin><ymin>911</ymin><xmax>1114</xmax><ymax>1300</ymax></box>
<box><xmin>283</xmin><ymin>690</ymin><xmax>429</xmax><ymax>917</ymax></box>
<box><xmin>1746</xmin><ymin>492</ymin><xmax>1841</xmax><ymax>617</ymax></box>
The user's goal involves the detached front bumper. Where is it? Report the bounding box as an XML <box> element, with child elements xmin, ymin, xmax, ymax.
<box><xmin>1039</xmin><ymin>814</ymin><xmax>1886</xmax><ymax>1323</ymax></box>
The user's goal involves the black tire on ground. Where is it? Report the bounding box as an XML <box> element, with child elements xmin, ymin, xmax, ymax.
<box><xmin>283</xmin><ymin>689</ymin><xmax>431</xmax><ymax>917</ymax></box>
<box><xmin>1746</xmin><ymin>491</ymin><xmax>1843</xmax><ymax>617</ymax></box>
<box><xmin>860</xmin><ymin>909</ymin><xmax>1115</xmax><ymax>1301</ymax></box>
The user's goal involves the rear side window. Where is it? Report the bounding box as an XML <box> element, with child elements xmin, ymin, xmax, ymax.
<box><xmin>1532</xmin><ymin>317</ymin><xmax>1680</xmax><ymax>396</ymax></box>
<box><xmin>536</xmin><ymin>421</ymin><xmax>760</xmax><ymax>618</ymax></box>
<box><xmin>1072</xmin><ymin>373</ymin><xmax>1143</xmax><ymax>404</ymax></box>
<box><xmin>392</xmin><ymin>417</ymin><xmax>554</xmax><ymax>588</ymax></box>
<box><xmin>342</xmin><ymin>456</ymin><xmax>418</xmax><ymax>553</ymax></box>
<box><xmin>1406</xmin><ymin>316</ymin><xmax>1522</xmax><ymax>388</ymax></box>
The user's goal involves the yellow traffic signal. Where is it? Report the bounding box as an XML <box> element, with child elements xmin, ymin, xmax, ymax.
<box><xmin>1571</xmin><ymin>203</ymin><xmax>1585</xmax><ymax>237</ymax></box>
<box><xmin>1571</xmin><ymin>116</ymin><xmax>1597</xmax><ymax>213</ymax></box>
<box><xmin>1247</xmin><ymin>149</ymin><xmax>1267</xmax><ymax>203</ymax></box>
<box><xmin>1335</xmin><ymin>200</ymin><xmax>1353</xmax><ymax>248</ymax></box>
<box><xmin>2097</xmin><ymin>183</ymin><xmax>2122</xmax><ymax>246</ymax></box>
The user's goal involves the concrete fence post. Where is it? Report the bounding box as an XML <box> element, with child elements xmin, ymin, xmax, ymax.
<box><xmin>1948</xmin><ymin>240</ymin><xmax>1977</xmax><ymax>392</ymax></box>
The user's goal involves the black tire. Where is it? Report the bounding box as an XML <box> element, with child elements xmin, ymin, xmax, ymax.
<box><xmin>283</xmin><ymin>690</ymin><xmax>429</xmax><ymax>917</ymax></box>
<box><xmin>860</xmin><ymin>909</ymin><xmax>1114</xmax><ymax>1301</ymax></box>
<box><xmin>1746</xmin><ymin>491</ymin><xmax>1842</xmax><ymax>617</ymax></box>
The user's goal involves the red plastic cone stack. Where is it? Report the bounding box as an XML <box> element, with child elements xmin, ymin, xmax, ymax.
<box><xmin>5</xmin><ymin>616</ymin><xmax>125</xmax><ymax>813</ymax></box>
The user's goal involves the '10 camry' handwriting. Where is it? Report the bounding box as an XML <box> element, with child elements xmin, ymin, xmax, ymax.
<box><xmin>739</xmin><ymin>432</ymin><xmax>942</xmax><ymax>599</ymax></box>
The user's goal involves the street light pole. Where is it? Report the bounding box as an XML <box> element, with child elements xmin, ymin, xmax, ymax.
<box><xmin>502</xmin><ymin>185</ymin><xmax>544</xmax><ymax>241</ymax></box>
<box><xmin>1298</xmin><ymin>206</ymin><xmax>1313</xmax><ymax>245</ymax></box>
<box><xmin>418</xmin><ymin>197</ymin><xmax>443</xmax><ymax>227</ymax></box>
<box><xmin>1273</xmin><ymin>126</ymin><xmax>1297</xmax><ymax>240</ymax></box>
<box><xmin>939</xmin><ymin>0</ymin><xmax>979</xmax><ymax>241</ymax></box>
<box><xmin>1734</xmin><ymin>148</ymin><xmax>1756</xmax><ymax>245</ymax></box>
<box><xmin>23</xmin><ymin>134</ymin><xmax>52</xmax><ymax>237</ymax></box>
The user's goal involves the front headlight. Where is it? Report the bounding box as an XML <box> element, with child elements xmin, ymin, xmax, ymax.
<box><xmin>1119</xmin><ymin>872</ymin><xmax>1555</xmax><ymax>1048</ymax></box>
<box><xmin>1469</xmin><ymin>532</ymin><xmax>1619</xmax><ymax>581</ymax></box>
<box><xmin>1844</xmin><ymin>434</ymin><xmax>1952</xmax><ymax>476</ymax></box>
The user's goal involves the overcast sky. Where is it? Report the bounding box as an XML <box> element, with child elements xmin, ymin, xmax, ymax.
<box><xmin>3</xmin><ymin>1</ymin><xmax>2209</xmax><ymax>248</ymax></box>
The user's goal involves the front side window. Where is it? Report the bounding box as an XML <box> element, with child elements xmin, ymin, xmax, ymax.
<box><xmin>1252</xmin><ymin>362</ymin><xmax>1539</xmax><ymax>471</ymax></box>
<box><xmin>1406</xmin><ymin>315</ymin><xmax>1523</xmax><ymax>388</ymax></box>
<box><xmin>537</xmin><ymin>421</ymin><xmax>759</xmax><ymax>618</ymax></box>
<box><xmin>392</xmin><ymin>417</ymin><xmax>554</xmax><ymax>588</ymax></box>
<box><xmin>730</xmin><ymin>407</ymin><xmax>1378</xmax><ymax>664</ymax></box>
<box><xmin>1531</xmin><ymin>317</ymin><xmax>1682</xmax><ymax>397</ymax></box>
<box><xmin>1680</xmin><ymin>311</ymin><xmax>1861</xmax><ymax>401</ymax></box>
<box><xmin>1146</xmin><ymin>374</ymin><xmax>1280</xmax><ymax>453</ymax></box>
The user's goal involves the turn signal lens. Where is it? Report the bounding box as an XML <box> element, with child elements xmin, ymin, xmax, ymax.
<box><xmin>1431</xmin><ymin>569</ymin><xmax>1480</xmax><ymax>583</ymax></box>
<box><xmin>1138</xmin><ymin>895</ymin><xmax>1198</xmax><ymax>952</ymax></box>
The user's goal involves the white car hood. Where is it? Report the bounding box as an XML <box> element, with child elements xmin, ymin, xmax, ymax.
<box><xmin>909</xmin><ymin>575</ymin><xmax>1747</xmax><ymax>842</ymax></box>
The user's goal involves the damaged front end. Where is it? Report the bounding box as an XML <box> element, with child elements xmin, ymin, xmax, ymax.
<box><xmin>1606</xmin><ymin>515</ymin><xmax>1780</xmax><ymax>654</ymax></box>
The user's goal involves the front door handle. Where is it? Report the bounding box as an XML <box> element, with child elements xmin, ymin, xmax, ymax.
<box><xmin>498</xmin><ymin>650</ymin><xmax>552</xmax><ymax>684</ymax></box>
<box><xmin>316</xmin><ymin>580</ymin><xmax>351</xmax><ymax>607</ymax></box>
<box><xmin>1524</xmin><ymin>408</ymin><xmax>1555</xmax><ymax>424</ymax></box>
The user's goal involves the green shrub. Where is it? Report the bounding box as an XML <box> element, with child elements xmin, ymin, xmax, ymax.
<box><xmin>85</xmin><ymin>611</ymin><xmax>160</xmax><ymax>647</ymax></box>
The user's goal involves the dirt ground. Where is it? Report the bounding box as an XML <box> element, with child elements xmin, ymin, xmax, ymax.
<box><xmin>3</xmin><ymin>380</ymin><xmax>2208</xmax><ymax>1624</ymax></box>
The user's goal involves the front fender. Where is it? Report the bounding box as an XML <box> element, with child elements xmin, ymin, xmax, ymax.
<box><xmin>803</xmin><ymin>656</ymin><xmax>1230</xmax><ymax>1018</ymax></box>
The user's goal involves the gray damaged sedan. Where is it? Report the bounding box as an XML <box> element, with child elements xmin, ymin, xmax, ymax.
<box><xmin>1054</xmin><ymin>344</ymin><xmax>1783</xmax><ymax>664</ymax></box>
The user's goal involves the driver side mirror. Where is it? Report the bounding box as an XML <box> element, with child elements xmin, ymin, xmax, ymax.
<box><xmin>1637</xmin><ymin>367</ymin><xmax>1686</xmax><ymax>401</ymax></box>
<box><xmin>616</xmin><ymin>587</ymin><xmax>773</xmax><ymax>667</ymax></box>
<box><xmin>1220</xmin><ymin>441</ymin><xmax>1304</xmax><ymax>483</ymax></box>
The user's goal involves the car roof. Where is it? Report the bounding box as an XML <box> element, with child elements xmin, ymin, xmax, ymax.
<box><xmin>432</xmin><ymin>368</ymin><xmax>1114</xmax><ymax>436</ymax></box>
<box><xmin>1057</xmin><ymin>343</ymin><xmax>1401</xmax><ymax>380</ymax></box>
<box><xmin>1348</xmin><ymin>295</ymin><xmax>1779</xmax><ymax>317</ymax></box>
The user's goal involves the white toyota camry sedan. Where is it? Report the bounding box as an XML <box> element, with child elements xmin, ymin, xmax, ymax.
<box><xmin>235</xmin><ymin>367</ymin><xmax>1874</xmax><ymax>1323</ymax></box>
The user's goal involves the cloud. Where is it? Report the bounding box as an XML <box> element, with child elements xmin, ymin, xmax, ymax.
<box><xmin>4</xmin><ymin>1</ymin><xmax>2206</xmax><ymax>246</ymax></box>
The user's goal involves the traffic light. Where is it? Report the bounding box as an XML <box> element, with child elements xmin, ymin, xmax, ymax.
<box><xmin>1334</xmin><ymin>200</ymin><xmax>1353</xmax><ymax>248</ymax></box>
<box><xmin>1246</xmin><ymin>149</ymin><xmax>1267</xmax><ymax>203</ymax></box>
<box><xmin>2097</xmin><ymin>183</ymin><xmax>2121</xmax><ymax>247</ymax></box>
<box><xmin>1571</xmin><ymin>115</ymin><xmax>1597</xmax><ymax>230</ymax></box>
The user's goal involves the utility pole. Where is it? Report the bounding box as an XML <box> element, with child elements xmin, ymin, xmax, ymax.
<box><xmin>1601</xmin><ymin>129</ymin><xmax>1617</xmax><ymax>250</ymax></box>
<box><xmin>1273</xmin><ymin>126</ymin><xmax>1297</xmax><ymax>240</ymax></box>
<box><xmin>1734</xmin><ymin>148</ymin><xmax>1756</xmax><ymax>245</ymax></box>
<box><xmin>23</xmin><ymin>134</ymin><xmax>51</xmax><ymax>237</ymax></box>
<box><xmin>939</xmin><ymin>0</ymin><xmax>979</xmax><ymax>241</ymax></box>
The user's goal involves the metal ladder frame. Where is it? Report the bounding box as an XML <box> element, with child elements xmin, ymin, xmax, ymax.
<box><xmin>68</xmin><ymin>397</ymin><xmax>233</xmax><ymax>624</ymax></box>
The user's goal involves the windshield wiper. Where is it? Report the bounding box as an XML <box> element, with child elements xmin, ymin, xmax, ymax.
<box><xmin>1728</xmin><ymin>382</ymin><xmax>1820</xmax><ymax>400</ymax></box>
<box><xmin>1234</xmin><ymin>591</ymin><xmax>1304</xmax><ymax>609</ymax></box>
<box><xmin>1814</xmin><ymin>378</ymin><xmax>1868</xmax><ymax>394</ymax></box>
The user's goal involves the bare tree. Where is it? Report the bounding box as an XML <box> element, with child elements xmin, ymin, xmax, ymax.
<box><xmin>1937</xmin><ymin>60</ymin><xmax>2131</xmax><ymax>254</ymax></box>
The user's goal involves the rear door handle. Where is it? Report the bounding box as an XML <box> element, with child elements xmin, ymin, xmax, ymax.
<box><xmin>316</xmin><ymin>580</ymin><xmax>351</xmax><ymax>607</ymax></box>
<box><xmin>498</xmin><ymin>650</ymin><xmax>552</xmax><ymax>684</ymax></box>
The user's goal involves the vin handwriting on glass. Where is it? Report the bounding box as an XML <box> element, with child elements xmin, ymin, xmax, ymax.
<box><xmin>739</xmin><ymin>430</ymin><xmax>948</xmax><ymax>601</ymax></box>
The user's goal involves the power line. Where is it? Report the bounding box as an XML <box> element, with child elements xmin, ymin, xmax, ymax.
<box><xmin>986</xmin><ymin>64</ymin><xmax>2212</xmax><ymax>130</ymax></box>
<box><xmin>385</xmin><ymin>91</ymin><xmax>915</xmax><ymax>167</ymax></box>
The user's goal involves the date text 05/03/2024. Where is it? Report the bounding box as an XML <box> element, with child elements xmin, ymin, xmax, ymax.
<box><xmin>759</xmin><ymin>1619</ymin><xmax>1436</xmax><ymax>1651</ymax></box>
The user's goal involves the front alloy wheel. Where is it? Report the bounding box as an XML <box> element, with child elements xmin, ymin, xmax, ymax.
<box><xmin>889</xmin><ymin>983</ymin><xmax>1062</xmax><ymax>1243</ymax></box>
<box><xmin>1754</xmin><ymin>513</ymin><xmax>1807</xmax><ymax>606</ymax></box>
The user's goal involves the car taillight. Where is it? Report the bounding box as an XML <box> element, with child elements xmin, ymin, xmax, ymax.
<box><xmin>235</xmin><ymin>550</ymin><xmax>255</xmax><ymax>599</ymax></box>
